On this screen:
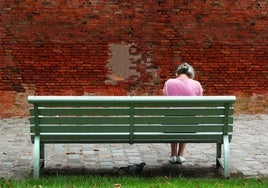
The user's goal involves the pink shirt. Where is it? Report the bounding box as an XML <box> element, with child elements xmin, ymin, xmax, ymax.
<box><xmin>163</xmin><ymin>78</ymin><xmax>203</xmax><ymax>96</ymax></box>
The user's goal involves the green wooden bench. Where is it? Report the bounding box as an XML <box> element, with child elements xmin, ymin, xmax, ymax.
<box><xmin>28</xmin><ymin>96</ymin><xmax>236</xmax><ymax>178</ymax></box>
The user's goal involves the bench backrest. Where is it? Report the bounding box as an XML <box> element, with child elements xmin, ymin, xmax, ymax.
<box><xmin>28</xmin><ymin>96</ymin><xmax>236</xmax><ymax>144</ymax></box>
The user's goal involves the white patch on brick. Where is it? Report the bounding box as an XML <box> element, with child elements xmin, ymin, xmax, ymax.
<box><xmin>106</xmin><ymin>43</ymin><xmax>141</xmax><ymax>84</ymax></box>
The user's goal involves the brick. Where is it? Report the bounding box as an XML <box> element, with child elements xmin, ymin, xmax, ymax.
<box><xmin>0</xmin><ymin>1</ymin><xmax>267</xmax><ymax>97</ymax></box>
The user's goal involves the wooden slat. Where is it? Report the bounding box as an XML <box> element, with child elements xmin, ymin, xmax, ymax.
<box><xmin>30</xmin><ymin>124</ymin><xmax>233</xmax><ymax>134</ymax></box>
<box><xmin>30</xmin><ymin>134</ymin><xmax>233</xmax><ymax>144</ymax></box>
<box><xmin>134</xmin><ymin>116</ymin><xmax>229</xmax><ymax>125</ymax></box>
<box><xmin>134</xmin><ymin>133</ymin><xmax>223</xmax><ymax>140</ymax></box>
<box><xmin>30</xmin><ymin>102</ymin><xmax>230</xmax><ymax>108</ymax></box>
<box><xmin>134</xmin><ymin>125</ymin><xmax>233</xmax><ymax>132</ymax></box>
<box><xmin>30</xmin><ymin>125</ymin><xmax>130</xmax><ymax>133</ymax></box>
<box><xmin>31</xmin><ymin>134</ymin><xmax>130</xmax><ymax>141</ymax></box>
<box><xmin>28</xmin><ymin>96</ymin><xmax>236</xmax><ymax>105</ymax></box>
<box><xmin>134</xmin><ymin>108</ymin><xmax>234</xmax><ymax>116</ymax></box>
<box><xmin>30</xmin><ymin>117</ymin><xmax>130</xmax><ymax>125</ymax></box>
<box><xmin>132</xmin><ymin>137</ymin><xmax>233</xmax><ymax>143</ymax></box>
<box><xmin>30</xmin><ymin>108</ymin><xmax>234</xmax><ymax>117</ymax></box>
<box><xmin>29</xmin><ymin>116</ymin><xmax>233</xmax><ymax>125</ymax></box>
<box><xmin>30</xmin><ymin>108</ymin><xmax>130</xmax><ymax>116</ymax></box>
<box><xmin>30</xmin><ymin>134</ymin><xmax>233</xmax><ymax>143</ymax></box>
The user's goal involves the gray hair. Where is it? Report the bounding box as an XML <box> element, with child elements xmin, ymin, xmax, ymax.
<box><xmin>176</xmin><ymin>62</ymin><xmax>195</xmax><ymax>78</ymax></box>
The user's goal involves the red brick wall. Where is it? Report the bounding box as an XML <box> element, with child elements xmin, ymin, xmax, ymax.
<box><xmin>0</xmin><ymin>0</ymin><xmax>267</xmax><ymax>97</ymax></box>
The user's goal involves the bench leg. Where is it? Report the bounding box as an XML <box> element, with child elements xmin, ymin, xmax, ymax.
<box><xmin>216</xmin><ymin>136</ymin><xmax>230</xmax><ymax>178</ymax></box>
<box><xmin>223</xmin><ymin>135</ymin><xmax>230</xmax><ymax>178</ymax></box>
<box><xmin>34</xmin><ymin>136</ymin><xmax>41</xmax><ymax>179</ymax></box>
<box><xmin>216</xmin><ymin>143</ymin><xmax>222</xmax><ymax>167</ymax></box>
<box><xmin>40</xmin><ymin>143</ymin><xmax>45</xmax><ymax>168</ymax></box>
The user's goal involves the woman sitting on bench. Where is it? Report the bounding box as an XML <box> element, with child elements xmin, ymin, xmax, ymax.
<box><xmin>163</xmin><ymin>62</ymin><xmax>203</xmax><ymax>164</ymax></box>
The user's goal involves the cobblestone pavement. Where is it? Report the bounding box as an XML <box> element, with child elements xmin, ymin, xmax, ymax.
<box><xmin>0</xmin><ymin>114</ymin><xmax>267</xmax><ymax>179</ymax></box>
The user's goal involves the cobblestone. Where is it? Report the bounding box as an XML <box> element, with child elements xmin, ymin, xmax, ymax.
<box><xmin>0</xmin><ymin>115</ymin><xmax>267</xmax><ymax>179</ymax></box>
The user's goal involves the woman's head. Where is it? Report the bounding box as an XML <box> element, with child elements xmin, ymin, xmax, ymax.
<box><xmin>176</xmin><ymin>62</ymin><xmax>195</xmax><ymax>78</ymax></box>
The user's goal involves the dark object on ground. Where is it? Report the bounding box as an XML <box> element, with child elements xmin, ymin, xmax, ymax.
<box><xmin>119</xmin><ymin>162</ymin><xmax>146</xmax><ymax>175</ymax></box>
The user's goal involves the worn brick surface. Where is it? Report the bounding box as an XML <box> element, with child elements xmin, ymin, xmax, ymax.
<box><xmin>0</xmin><ymin>1</ymin><xmax>267</xmax><ymax>97</ymax></box>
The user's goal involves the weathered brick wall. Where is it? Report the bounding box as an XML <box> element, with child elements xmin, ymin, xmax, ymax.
<box><xmin>0</xmin><ymin>0</ymin><xmax>267</xmax><ymax>99</ymax></box>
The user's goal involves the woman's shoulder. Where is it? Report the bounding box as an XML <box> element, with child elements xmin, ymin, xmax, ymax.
<box><xmin>191</xmin><ymin>79</ymin><xmax>202</xmax><ymax>85</ymax></box>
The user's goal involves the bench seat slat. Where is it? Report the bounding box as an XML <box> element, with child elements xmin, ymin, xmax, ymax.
<box><xmin>30</xmin><ymin>134</ymin><xmax>232</xmax><ymax>143</ymax></box>
<box><xmin>134</xmin><ymin>108</ymin><xmax>234</xmax><ymax>116</ymax></box>
<box><xmin>30</xmin><ymin>116</ymin><xmax>233</xmax><ymax>125</ymax></box>
<box><xmin>30</xmin><ymin>117</ymin><xmax>130</xmax><ymax>124</ymax></box>
<box><xmin>134</xmin><ymin>134</ymin><xmax>232</xmax><ymax>141</ymax></box>
<box><xmin>34</xmin><ymin>139</ymin><xmax>227</xmax><ymax>144</ymax></box>
<box><xmin>30</xmin><ymin>103</ymin><xmax>229</xmax><ymax>107</ymax></box>
<box><xmin>134</xmin><ymin>125</ymin><xmax>233</xmax><ymax>132</ymax></box>
<box><xmin>30</xmin><ymin>107</ymin><xmax>234</xmax><ymax>116</ymax></box>
<box><xmin>28</xmin><ymin>96</ymin><xmax>236</xmax><ymax>103</ymax></box>
<box><xmin>30</xmin><ymin>124</ymin><xmax>233</xmax><ymax>133</ymax></box>
<box><xmin>31</xmin><ymin>135</ymin><xmax>130</xmax><ymax>143</ymax></box>
<box><xmin>134</xmin><ymin>117</ymin><xmax>233</xmax><ymax>125</ymax></box>
<box><xmin>30</xmin><ymin>125</ymin><xmax>130</xmax><ymax>133</ymax></box>
<box><xmin>28</xmin><ymin>96</ymin><xmax>236</xmax><ymax>107</ymax></box>
<box><xmin>30</xmin><ymin>108</ymin><xmax>130</xmax><ymax>116</ymax></box>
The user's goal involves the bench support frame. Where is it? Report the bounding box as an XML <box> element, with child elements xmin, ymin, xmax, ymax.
<box><xmin>33</xmin><ymin>136</ymin><xmax>45</xmax><ymax>178</ymax></box>
<box><xmin>216</xmin><ymin>135</ymin><xmax>230</xmax><ymax>178</ymax></box>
